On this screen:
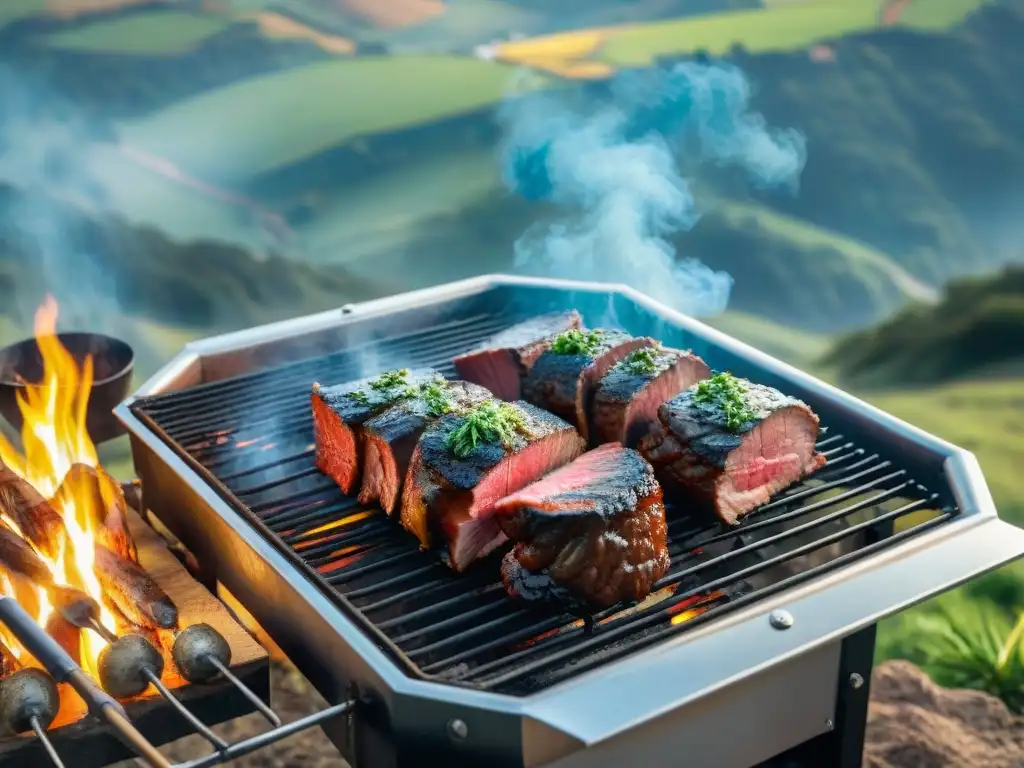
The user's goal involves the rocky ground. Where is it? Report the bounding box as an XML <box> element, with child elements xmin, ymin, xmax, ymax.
<box><xmin>115</xmin><ymin>658</ymin><xmax>1024</xmax><ymax>768</ymax></box>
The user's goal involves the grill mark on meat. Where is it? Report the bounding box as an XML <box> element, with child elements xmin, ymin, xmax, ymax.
<box><xmin>453</xmin><ymin>311</ymin><xmax>581</xmax><ymax>401</ymax></box>
<box><xmin>359</xmin><ymin>380</ymin><xmax>491</xmax><ymax>515</ymax></box>
<box><xmin>495</xmin><ymin>444</ymin><xmax>670</xmax><ymax>608</ymax></box>
<box><xmin>312</xmin><ymin>367</ymin><xmax>438</xmax><ymax>494</ymax></box>
<box><xmin>592</xmin><ymin>348</ymin><xmax>711</xmax><ymax>447</ymax></box>
<box><xmin>640</xmin><ymin>380</ymin><xmax>826</xmax><ymax>525</ymax></box>
<box><xmin>399</xmin><ymin>401</ymin><xmax>585</xmax><ymax>571</ymax></box>
<box><xmin>523</xmin><ymin>330</ymin><xmax>656</xmax><ymax>441</ymax></box>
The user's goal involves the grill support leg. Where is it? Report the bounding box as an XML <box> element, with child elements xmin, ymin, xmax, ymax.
<box><xmin>760</xmin><ymin>623</ymin><xmax>877</xmax><ymax>768</ymax></box>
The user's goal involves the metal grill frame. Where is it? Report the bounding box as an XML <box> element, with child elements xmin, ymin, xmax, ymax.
<box><xmin>115</xmin><ymin>275</ymin><xmax>1024</xmax><ymax>768</ymax></box>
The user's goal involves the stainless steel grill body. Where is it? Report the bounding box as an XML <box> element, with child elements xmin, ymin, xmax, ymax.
<box><xmin>115</xmin><ymin>275</ymin><xmax>1024</xmax><ymax>768</ymax></box>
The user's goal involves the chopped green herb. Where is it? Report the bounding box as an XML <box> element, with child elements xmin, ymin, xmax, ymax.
<box><xmin>619</xmin><ymin>344</ymin><xmax>663</xmax><ymax>375</ymax></box>
<box><xmin>445</xmin><ymin>400</ymin><xmax>529</xmax><ymax>458</ymax></box>
<box><xmin>418</xmin><ymin>378</ymin><xmax>457</xmax><ymax>417</ymax></box>
<box><xmin>369</xmin><ymin>369</ymin><xmax>410</xmax><ymax>391</ymax></box>
<box><xmin>345</xmin><ymin>389</ymin><xmax>370</xmax><ymax>406</ymax></box>
<box><xmin>550</xmin><ymin>328</ymin><xmax>605</xmax><ymax>356</ymax></box>
<box><xmin>693</xmin><ymin>372</ymin><xmax>757</xmax><ymax>432</ymax></box>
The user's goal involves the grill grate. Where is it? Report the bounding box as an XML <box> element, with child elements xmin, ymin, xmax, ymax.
<box><xmin>131</xmin><ymin>314</ymin><xmax>955</xmax><ymax>695</ymax></box>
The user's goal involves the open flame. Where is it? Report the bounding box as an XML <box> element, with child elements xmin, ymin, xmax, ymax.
<box><xmin>0</xmin><ymin>296</ymin><xmax>117</xmax><ymax>673</ymax></box>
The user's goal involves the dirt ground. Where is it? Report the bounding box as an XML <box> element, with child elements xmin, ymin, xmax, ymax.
<box><xmin>113</xmin><ymin>658</ymin><xmax>1024</xmax><ymax>768</ymax></box>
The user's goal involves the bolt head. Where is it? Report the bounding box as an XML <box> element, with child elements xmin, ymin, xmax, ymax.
<box><xmin>849</xmin><ymin>672</ymin><xmax>865</xmax><ymax>690</ymax></box>
<box><xmin>825</xmin><ymin>718</ymin><xmax>834</xmax><ymax>731</ymax></box>
<box><xmin>769</xmin><ymin>609</ymin><xmax>794</xmax><ymax>630</ymax></box>
<box><xmin>447</xmin><ymin>718</ymin><xmax>468</xmax><ymax>741</ymax></box>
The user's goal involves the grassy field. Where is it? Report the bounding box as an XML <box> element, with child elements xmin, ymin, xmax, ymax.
<box><xmin>119</xmin><ymin>56</ymin><xmax>545</xmax><ymax>182</ymax></box>
<box><xmin>0</xmin><ymin>0</ymin><xmax>44</xmax><ymax>29</ymax></box>
<box><xmin>42</xmin><ymin>10</ymin><xmax>230</xmax><ymax>54</ymax></box>
<box><xmin>495</xmin><ymin>0</ymin><xmax>993</xmax><ymax>75</ymax></box>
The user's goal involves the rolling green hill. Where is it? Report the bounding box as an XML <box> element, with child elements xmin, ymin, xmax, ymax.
<box><xmin>42</xmin><ymin>11</ymin><xmax>230</xmax><ymax>54</ymax></box>
<box><xmin>826</xmin><ymin>265</ymin><xmax>1024</xmax><ymax>386</ymax></box>
<box><xmin>118</xmin><ymin>57</ymin><xmax>547</xmax><ymax>182</ymax></box>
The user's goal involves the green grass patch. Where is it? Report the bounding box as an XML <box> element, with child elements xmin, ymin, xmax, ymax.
<box><xmin>599</xmin><ymin>1</ymin><xmax>886</xmax><ymax>66</ymax></box>
<box><xmin>119</xmin><ymin>57</ymin><xmax>545</xmax><ymax>182</ymax></box>
<box><xmin>43</xmin><ymin>11</ymin><xmax>230</xmax><ymax>55</ymax></box>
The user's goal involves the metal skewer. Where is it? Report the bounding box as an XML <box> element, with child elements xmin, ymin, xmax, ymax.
<box><xmin>0</xmin><ymin>667</ymin><xmax>65</xmax><ymax>768</ymax></box>
<box><xmin>0</xmin><ymin>595</ymin><xmax>172</xmax><ymax>768</ymax></box>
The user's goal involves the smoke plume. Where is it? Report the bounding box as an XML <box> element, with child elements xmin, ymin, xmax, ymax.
<box><xmin>498</xmin><ymin>61</ymin><xmax>807</xmax><ymax>316</ymax></box>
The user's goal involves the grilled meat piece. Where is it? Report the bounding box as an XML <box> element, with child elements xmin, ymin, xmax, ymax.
<box><xmin>359</xmin><ymin>380</ymin><xmax>491</xmax><ymax>515</ymax></box>
<box><xmin>495</xmin><ymin>444</ymin><xmax>670</xmax><ymax>608</ymax></box>
<box><xmin>592</xmin><ymin>347</ymin><xmax>711</xmax><ymax>447</ymax></box>
<box><xmin>523</xmin><ymin>330</ymin><xmax>656</xmax><ymax>440</ymax></box>
<box><xmin>55</xmin><ymin>464</ymin><xmax>138</xmax><ymax>564</ymax></box>
<box><xmin>312</xmin><ymin>368</ymin><xmax>439</xmax><ymax>494</ymax></box>
<box><xmin>0</xmin><ymin>464</ymin><xmax>67</xmax><ymax>560</ymax></box>
<box><xmin>0</xmin><ymin>519</ymin><xmax>52</xmax><ymax>585</ymax></box>
<box><xmin>400</xmin><ymin>401</ymin><xmax>585</xmax><ymax>571</ymax></box>
<box><xmin>640</xmin><ymin>376</ymin><xmax>826</xmax><ymax>525</ymax></box>
<box><xmin>93</xmin><ymin>544</ymin><xmax>178</xmax><ymax>630</ymax></box>
<box><xmin>453</xmin><ymin>311</ymin><xmax>582</xmax><ymax>401</ymax></box>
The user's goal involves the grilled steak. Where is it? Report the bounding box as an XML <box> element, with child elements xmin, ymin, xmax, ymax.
<box><xmin>495</xmin><ymin>443</ymin><xmax>670</xmax><ymax>608</ymax></box>
<box><xmin>640</xmin><ymin>373</ymin><xmax>827</xmax><ymax>525</ymax></box>
<box><xmin>312</xmin><ymin>367</ymin><xmax>438</xmax><ymax>494</ymax></box>
<box><xmin>400</xmin><ymin>400</ymin><xmax>585</xmax><ymax>571</ymax></box>
<box><xmin>359</xmin><ymin>379</ymin><xmax>491</xmax><ymax>515</ymax></box>
<box><xmin>453</xmin><ymin>311</ymin><xmax>582</xmax><ymax>401</ymax></box>
<box><xmin>592</xmin><ymin>346</ymin><xmax>711</xmax><ymax>447</ymax></box>
<box><xmin>523</xmin><ymin>329</ymin><xmax>656</xmax><ymax>440</ymax></box>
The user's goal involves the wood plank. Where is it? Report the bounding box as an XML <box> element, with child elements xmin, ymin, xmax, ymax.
<box><xmin>0</xmin><ymin>507</ymin><xmax>270</xmax><ymax>767</ymax></box>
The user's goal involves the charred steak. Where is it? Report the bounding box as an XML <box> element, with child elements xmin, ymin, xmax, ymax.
<box><xmin>453</xmin><ymin>311</ymin><xmax>582</xmax><ymax>401</ymax></box>
<box><xmin>359</xmin><ymin>378</ymin><xmax>491</xmax><ymax>515</ymax></box>
<box><xmin>523</xmin><ymin>329</ymin><xmax>656</xmax><ymax>441</ymax></box>
<box><xmin>495</xmin><ymin>443</ymin><xmax>670</xmax><ymax>608</ymax></box>
<box><xmin>592</xmin><ymin>346</ymin><xmax>711</xmax><ymax>447</ymax></box>
<box><xmin>640</xmin><ymin>373</ymin><xmax>827</xmax><ymax>525</ymax></box>
<box><xmin>400</xmin><ymin>400</ymin><xmax>585</xmax><ymax>571</ymax></box>
<box><xmin>312</xmin><ymin>368</ymin><xmax>439</xmax><ymax>494</ymax></box>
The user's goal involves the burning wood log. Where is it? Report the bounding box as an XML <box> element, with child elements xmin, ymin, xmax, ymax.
<box><xmin>0</xmin><ymin>637</ymin><xmax>20</xmax><ymax>678</ymax></box>
<box><xmin>0</xmin><ymin>520</ymin><xmax>53</xmax><ymax>586</ymax></box>
<box><xmin>54</xmin><ymin>464</ymin><xmax>138</xmax><ymax>565</ymax></box>
<box><xmin>93</xmin><ymin>544</ymin><xmax>178</xmax><ymax>631</ymax></box>
<box><xmin>0</xmin><ymin>464</ymin><xmax>66</xmax><ymax>560</ymax></box>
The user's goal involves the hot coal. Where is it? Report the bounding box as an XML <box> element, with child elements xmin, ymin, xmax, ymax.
<box><xmin>453</xmin><ymin>311</ymin><xmax>582</xmax><ymax>401</ymax></box>
<box><xmin>359</xmin><ymin>380</ymin><xmax>492</xmax><ymax>515</ymax></box>
<box><xmin>640</xmin><ymin>379</ymin><xmax>826</xmax><ymax>524</ymax></box>
<box><xmin>524</xmin><ymin>330</ymin><xmax>656</xmax><ymax>441</ymax></box>
<box><xmin>400</xmin><ymin>401</ymin><xmax>585</xmax><ymax>572</ymax></box>
<box><xmin>311</xmin><ymin>367</ymin><xmax>439</xmax><ymax>494</ymax></box>
<box><xmin>494</xmin><ymin>444</ymin><xmax>670</xmax><ymax>608</ymax></box>
<box><xmin>592</xmin><ymin>347</ymin><xmax>711</xmax><ymax>447</ymax></box>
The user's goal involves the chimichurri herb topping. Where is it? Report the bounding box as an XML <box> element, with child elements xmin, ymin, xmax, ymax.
<box><xmin>619</xmin><ymin>344</ymin><xmax>663</xmax><ymax>375</ymax></box>
<box><xmin>693</xmin><ymin>372</ymin><xmax>757</xmax><ymax>432</ymax></box>
<box><xmin>369</xmin><ymin>369</ymin><xmax>410</xmax><ymax>391</ymax></box>
<box><xmin>345</xmin><ymin>368</ymin><xmax>415</xmax><ymax>406</ymax></box>
<box><xmin>419</xmin><ymin>378</ymin><xmax>457</xmax><ymax>417</ymax></box>
<box><xmin>446</xmin><ymin>400</ymin><xmax>529</xmax><ymax>458</ymax></box>
<box><xmin>550</xmin><ymin>328</ymin><xmax>605</xmax><ymax>356</ymax></box>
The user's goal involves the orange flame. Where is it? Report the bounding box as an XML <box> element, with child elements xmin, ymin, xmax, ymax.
<box><xmin>0</xmin><ymin>296</ymin><xmax>117</xmax><ymax>674</ymax></box>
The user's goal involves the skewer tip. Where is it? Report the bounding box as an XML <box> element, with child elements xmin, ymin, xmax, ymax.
<box><xmin>0</xmin><ymin>668</ymin><xmax>60</xmax><ymax>734</ymax></box>
<box><xmin>97</xmin><ymin>634</ymin><xmax>165</xmax><ymax>700</ymax></box>
<box><xmin>172</xmin><ymin>624</ymin><xmax>231</xmax><ymax>684</ymax></box>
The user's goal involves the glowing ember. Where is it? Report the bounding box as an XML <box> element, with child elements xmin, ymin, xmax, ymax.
<box><xmin>669</xmin><ymin>591</ymin><xmax>726</xmax><ymax>626</ymax></box>
<box><xmin>0</xmin><ymin>296</ymin><xmax>118</xmax><ymax>674</ymax></box>
<box><xmin>295</xmin><ymin>511</ymin><xmax>373</xmax><ymax>544</ymax></box>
